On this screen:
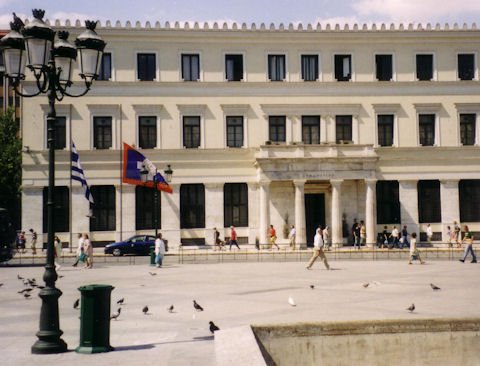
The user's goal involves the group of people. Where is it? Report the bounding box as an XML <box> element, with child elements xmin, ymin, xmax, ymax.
<box><xmin>15</xmin><ymin>228</ymin><xmax>37</xmax><ymax>254</ymax></box>
<box><xmin>72</xmin><ymin>233</ymin><xmax>93</xmax><ymax>269</ymax></box>
<box><xmin>213</xmin><ymin>226</ymin><xmax>240</xmax><ymax>251</ymax></box>
<box><xmin>351</xmin><ymin>220</ymin><xmax>366</xmax><ymax>250</ymax></box>
<box><xmin>379</xmin><ymin>225</ymin><xmax>412</xmax><ymax>249</ymax></box>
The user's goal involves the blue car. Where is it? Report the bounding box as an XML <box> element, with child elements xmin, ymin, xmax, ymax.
<box><xmin>104</xmin><ymin>235</ymin><xmax>156</xmax><ymax>256</ymax></box>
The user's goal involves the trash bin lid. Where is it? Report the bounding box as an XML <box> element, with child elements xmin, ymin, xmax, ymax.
<box><xmin>78</xmin><ymin>284</ymin><xmax>115</xmax><ymax>292</ymax></box>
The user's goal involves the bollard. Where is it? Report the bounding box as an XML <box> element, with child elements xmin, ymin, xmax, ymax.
<box><xmin>150</xmin><ymin>246</ymin><xmax>155</xmax><ymax>266</ymax></box>
<box><xmin>76</xmin><ymin>284</ymin><xmax>115</xmax><ymax>354</ymax></box>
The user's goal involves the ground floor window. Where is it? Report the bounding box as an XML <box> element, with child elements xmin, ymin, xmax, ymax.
<box><xmin>459</xmin><ymin>179</ymin><xmax>480</xmax><ymax>222</ymax></box>
<box><xmin>42</xmin><ymin>186</ymin><xmax>69</xmax><ymax>233</ymax></box>
<box><xmin>135</xmin><ymin>186</ymin><xmax>161</xmax><ymax>230</ymax></box>
<box><xmin>376</xmin><ymin>181</ymin><xmax>400</xmax><ymax>224</ymax></box>
<box><xmin>180</xmin><ymin>184</ymin><xmax>205</xmax><ymax>229</ymax></box>
<box><xmin>418</xmin><ymin>180</ymin><xmax>441</xmax><ymax>223</ymax></box>
<box><xmin>224</xmin><ymin>183</ymin><xmax>248</xmax><ymax>227</ymax></box>
<box><xmin>90</xmin><ymin>185</ymin><xmax>116</xmax><ymax>231</ymax></box>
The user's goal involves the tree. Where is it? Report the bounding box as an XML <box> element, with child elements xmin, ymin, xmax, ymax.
<box><xmin>0</xmin><ymin>109</ymin><xmax>22</xmax><ymax>229</ymax></box>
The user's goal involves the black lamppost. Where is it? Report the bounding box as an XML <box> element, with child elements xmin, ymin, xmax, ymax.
<box><xmin>140</xmin><ymin>164</ymin><xmax>173</xmax><ymax>236</ymax></box>
<box><xmin>1</xmin><ymin>9</ymin><xmax>106</xmax><ymax>354</ymax></box>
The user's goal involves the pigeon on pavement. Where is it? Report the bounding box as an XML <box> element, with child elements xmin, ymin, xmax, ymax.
<box><xmin>209</xmin><ymin>321</ymin><xmax>220</xmax><ymax>334</ymax></box>
<box><xmin>142</xmin><ymin>305</ymin><xmax>149</xmax><ymax>314</ymax></box>
<box><xmin>73</xmin><ymin>299</ymin><xmax>80</xmax><ymax>309</ymax></box>
<box><xmin>193</xmin><ymin>300</ymin><xmax>204</xmax><ymax>311</ymax></box>
<box><xmin>110</xmin><ymin>308</ymin><xmax>121</xmax><ymax>320</ymax></box>
<box><xmin>117</xmin><ymin>298</ymin><xmax>125</xmax><ymax>305</ymax></box>
<box><xmin>18</xmin><ymin>288</ymin><xmax>33</xmax><ymax>294</ymax></box>
<box><xmin>17</xmin><ymin>275</ymin><xmax>24</xmax><ymax>280</ymax></box>
<box><xmin>430</xmin><ymin>283</ymin><xmax>441</xmax><ymax>291</ymax></box>
<box><xmin>310</xmin><ymin>285</ymin><xmax>315</xmax><ymax>289</ymax></box>
<box><xmin>288</xmin><ymin>296</ymin><xmax>296</xmax><ymax>307</ymax></box>
<box><xmin>23</xmin><ymin>293</ymin><xmax>31</xmax><ymax>299</ymax></box>
<box><xmin>168</xmin><ymin>305</ymin><xmax>174</xmax><ymax>313</ymax></box>
<box><xmin>362</xmin><ymin>282</ymin><xmax>370</xmax><ymax>288</ymax></box>
<box><xmin>407</xmin><ymin>304</ymin><xmax>415</xmax><ymax>312</ymax></box>
<box><xmin>148</xmin><ymin>272</ymin><xmax>157</xmax><ymax>276</ymax></box>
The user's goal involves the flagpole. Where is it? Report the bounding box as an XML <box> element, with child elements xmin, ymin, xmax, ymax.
<box><xmin>69</xmin><ymin>105</ymin><xmax>73</xmax><ymax>253</ymax></box>
<box><xmin>119</xmin><ymin>104</ymin><xmax>123</xmax><ymax>242</ymax></box>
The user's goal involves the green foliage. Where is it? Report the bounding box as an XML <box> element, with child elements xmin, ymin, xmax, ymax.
<box><xmin>0</xmin><ymin>109</ymin><xmax>22</xmax><ymax>227</ymax></box>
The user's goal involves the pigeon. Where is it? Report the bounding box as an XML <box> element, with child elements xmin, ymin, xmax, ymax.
<box><xmin>430</xmin><ymin>283</ymin><xmax>441</xmax><ymax>291</ymax></box>
<box><xmin>362</xmin><ymin>282</ymin><xmax>370</xmax><ymax>288</ymax></box>
<box><xmin>17</xmin><ymin>275</ymin><xmax>24</xmax><ymax>280</ymax></box>
<box><xmin>18</xmin><ymin>288</ymin><xmax>33</xmax><ymax>294</ymax></box>
<box><xmin>73</xmin><ymin>299</ymin><xmax>80</xmax><ymax>309</ymax></box>
<box><xmin>310</xmin><ymin>285</ymin><xmax>315</xmax><ymax>290</ymax></box>
<box><xmin>193</xmin><ymin>300</ymin><xmax>204</xmax><ymax>312</ymax></box>
<box><xmin>209</xmin><ymin>321</ymin><xmax>220</xmax><ymax>334</ymax></box>
<box><xmin>27</xmin><ymin>279</ymin><xmax>36</xmax><ymax>286</ymax></box>
<box><xmin>23</xmin><ymin>293</ymin><xmax>31</xmax><ymax>299</ymax></box>
<box><xmin>168</xmin><ymin>305</ymin><xmax>174</xmax><ymax>313</ymax></box>
<box><xmin>288</xmin><ymin>296</ymin><xmax>296</xmax><ymax>307</ymax></box>
<box><xmin>407</xmin><ymin>304</ymin><xmax>415</xmax><ymax>312</ymax></box>
<box><xmin>142</xmin><ymin>305</ymin><xmax>149</xmax><ymax>315</ymax></box>
<box><xmin>0</xmin><ymin>283</ymin><xmax>3</xmax><ymax>287</ymax></box>
<box><xmin>148</xmin><ymin>272</ymin><xmax>157</xmax><ymax>276</ymax></box>
<box><xmin>117</xmin><ymin>298</ymin><xmax>125</xmax><ymax>305</ymax></box>
<box><xmin>110</xmin><ymin>308</ymin><xmax>121</xmax><ymax>320</ymax></box>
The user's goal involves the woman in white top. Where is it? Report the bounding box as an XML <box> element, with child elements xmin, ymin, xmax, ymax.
<box><xmin>408</xmin><ymin>232</ymin><xmax>425</xmax><ymax>265</ymax></box>
<box><xmin>306</xmin><ymin>227</ymin><xmax>330</xmax><ymax>270</ymax></box>
<box><xmin>83</xmin><ymin>233</ymin><xmax>93</xmax><ymax>269</ymax></box>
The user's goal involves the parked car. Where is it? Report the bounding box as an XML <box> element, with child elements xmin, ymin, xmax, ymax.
<box><xmin>104</xmin><ymin>235</ymin><xmax>156</xmax><ymax>256</ymax></box>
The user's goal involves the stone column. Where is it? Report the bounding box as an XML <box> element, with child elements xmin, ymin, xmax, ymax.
<box><xmin>365</xmin><ymin>179</ymin><xmax>377</xmax><ymax>247</ymax></box>
<box><xmin>294</xmin><ymin>179</ymin><xmax>306</xmax><ymax>248</ymax></box>
<box><xmin>440</xmin><ymin>180</ymin><xmax>460</xmax><ymax>242</ymax></box>
<box><xmin>259</xmin><ymin>180</ymin><xmax>270</xmax><ymax>246</ymax></box>
<box><xmin>204</xmin><ymin>183</ymin><xmax>224</xmax><ymax>245</ymax></box>
<box><xmin>399</xmin><ymin>180</ymin><xmax>419</xmax><ymax>236</ymax></box>
<box><xmin>330</xmin><ymin>179</ymin><xmax>343</xmax><ymax>247</ymax></box>
<box><xmin>161</xmin><ymin>183</ymin><xmax>181</xmax><ymax>250</ymax></box>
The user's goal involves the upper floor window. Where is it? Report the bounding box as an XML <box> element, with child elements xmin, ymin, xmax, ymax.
<box><xmin>180</xmin><ymin>184</ymin><xmax>205</xmax><ymax>229</ymax></box>
<box><xmin>334</xmin><ymin>54</ymin><xmax>351</xmax><ymax>81</ymax></box>
<box><xmin>224</xmin><ymin>183</ymin><xmax>249</xmax><ymax>227</ymax></box>
<box><xmin>182</xmin><ymin>54</ymin><xmax>200</xmax><ymax>81</ymax></box>
<box><xmin>98</xmin><ymin>52</ymin><xmax>112</xmax><ymax>81</ymax></box>
<box><xmin>460</xmin><ymin>113</ymin><xmax>476</xmax><ymax>146</ymax></box>
<box><xmin>138</xmin><ymin>116</ymin><xmax>157</xmax><ymax>149</ymax></box>
<box><xmin>375</xmin><ymin>54</ymin><xmax>393</xmax><ymax>81</ymax></box>
<box><xmin>137</xmin><ymin>53</ymin><xmax>156</xmax><ymax>81</ymax></box>
<box><xmin>458</xmin><ymin>54</ymin><xmax>475</xmax><ymax>81</ymax></box>
<box><xmin>335</xmin><ymin>115</ymin><xmax>352</xmax><ymax>143</ymax></box>
<box><xmin>53</xmin><ymin>116</ymin><xmax>66</xmax><ymax>150</ymax></box>
<box><xmin>302</xmin><ymin>116</ymin><xmax>320</xmax><ymax>144</ymax></box>
<box><xmin>377</xmin><ymin>114</ymin><xmax>394</xmax><ymax>146</ymax></box>
<box><xmin>183</xmin><ymin>116</ymin><xmax>200</xmax><ymax>148</ymax></box>
<box><xmin>90</xmin><ymin>185</ymin><xmax>116</xmax><ymax>231</ymax></box>
<box><xmin>226</xmin><ymin>116</ymin><xmax>243</xmax><ymax>148</ymax></box>
<box><xmin>419</xmin><ymin>114</ymin><xmax>435</xmax><ymax>146</ymax></box>
<box><xmin>416</xmin><ymin>54</ymin><xmax>433</xmax><ymax>81</ymax></box>
<box><xmin>225</xmin><ymin>54</ymin><xmax>243</xmax><ymax>81</ymax></box>
<box><xmin>93</xmin><ymin>116</ymin><xmax>112</xmax><ymax>150</ymax></box>
<box><xmin>269</xmin><ymin>116</ymin><xmax>286</xmax><ymax>142</ymax></box>
<box><xmin>268</xmin><ymin>54</ymin><xmax>286</xmax><ymax>81</ymax></box>
<box><xmin>301</xmin><ymin>55</ymin><xmax>319</xmax><ymax>81</ymax></box>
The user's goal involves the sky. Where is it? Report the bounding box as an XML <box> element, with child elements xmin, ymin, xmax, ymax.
<box><xmin>1</xmin><ymin>0</ymin><xmax>480</xmax><ymax>29</ymax></box>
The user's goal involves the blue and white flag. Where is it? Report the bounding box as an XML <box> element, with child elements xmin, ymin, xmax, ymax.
<box><xmin>71</xmin><ymin>142</ymin><xmax>94</xmax><ymax>204</ymax></box>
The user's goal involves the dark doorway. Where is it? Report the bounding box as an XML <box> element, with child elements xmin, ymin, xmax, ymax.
<box><xmin>305</xmin><ymin>193</ymin><xmax>325</xmax><ymax>247</ymax></box>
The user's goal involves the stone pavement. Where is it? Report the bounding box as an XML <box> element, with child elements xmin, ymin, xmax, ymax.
<box><xmin>1</xmin><ymin>257</ymin><xmax>479</xmax><ymax>365</ymax></box>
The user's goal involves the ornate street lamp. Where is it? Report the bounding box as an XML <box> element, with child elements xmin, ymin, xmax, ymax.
<box><xmin>1</xmin><ymin>9</ymin><xmax>106</xmax><ymax>354</ymax></box>
<box><xmin>140</xmin><ymin>164</ymin><xmax>173</xmax><ymax>237</ymax></box>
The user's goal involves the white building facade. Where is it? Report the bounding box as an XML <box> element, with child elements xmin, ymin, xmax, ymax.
<box><xmin>21</xmin><ymin>21</ymin><xmax>480</xmax><ymax>249</ymax></box>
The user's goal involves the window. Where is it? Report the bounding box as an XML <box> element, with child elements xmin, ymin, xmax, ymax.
<box><xmin>183</xmin><ymin>116</ymin><xmax>201</xmax><ymax>148</ymax></box>
<box><xmin>137</xmin><ymin>53</ymin><xmax>156</xmax><ymax>81</ymax></box>
<box><xmin>225</xmin><ymin>54</ymin><xmax>243</xmax><ymax>81</ymax></box>
<box><xmin>459</xmin><ymin>180</ymin><xmax>480</xmax><ymax>222</ymax></box>
<box><xmin>458</xmin><ymin>54</ymin><xmax>475</xmax><ymax>81</ymax></box>
<box><xmin>90</xmin><ymin>185</ymin><xmax>116</xmax><ymax>231</ymax></box>
<box><xmin>135</xmin><ymin>186</ymin><xmax>161</xmax><ymax>230</ymax></box>
<box><xmin>53</xmin><ymin>116</ymin><xmax>66</xmax><ymax>150</ymax></box>
<box><xmin>377</xmin><ymin>114</ymin><xmax>394</xmax><ymax>146</ymax></box>
<box><xmin>418</xmin><ymin>180</ymin><xmax>441</xmax><ymax>223</ymax></box>
<box><xmin>416</xmin><ymin>54</ymin><xmax>433</xmax><ymax>81</ymax></box>
<box><xmin>336</xmin><ymin>115</ymin><xmax>352</xmax><ymax>143</ymax></box>
<box><xmin>98</xmin><ymin>52</ymin><xmax>111</xmax><ymax>81</ymax></box>
<box><xmin>375</xmin><ymin>54</ymin><xmax>393</xmax><ymax>81</ymax></box>
<box><xmin>226</xmin><ymin>116</ymin><xmax>243</xmax><ymax>147</ymax></box>
<box><xmin>334</xmin><ymin>54</ymin><xmax>351</xmax><ymax>81</ymax></box>
<box><xmin>224</xmin><ymin>183</ymin><xmax>248</xmax><ymax>227</ymax></box>
<box><xmin>269</xmin><ymin>116</ymin><xmax>286</xmax><ymax>142</ymax></box>
<box><xmin>268</xmin><ymin>54</ymin><xmax>286</xmax><ymax>81</ymax></box>
<box><xmin>138</xmin><ymin>116</ymin><xmax>157</xmax><ymax>149</ymax></box>
<box><xmin>182</xmin><ymin>54</ymin><xmax>200</xmax><ymax>81</ymax></box>
<box><xmin>460</xmin><ymin>114</ymin><xmax>476</xmax><ymax>145</ymax></box>
<box><xmin>180</xmin><ymin>184</ymin><xmax>205</xmax><ymax>229</ymax></box>
<box><xmin>302</xmin><ymin>116</ymin><xmax>320</xmax><ymax>144</ymax></box>
<box><xmin>42</xmin><ymin>186</ymin><xmax>69</xmax><ymax>233</ymax></box>
<box><xmin>301</xmin><ymin>55</ymin><xmax>318</xmax><ymax>81</ymax></box>
<box><xmin>376</xmin><ymin>181</ymin><xmax>400</xmax><ymax>224</ymax></box>
<box><xmin>93</xmin><ymin>116</ymin><xmax>112</xmax><ymax>149</ymax></box>
<box><xmin>419</xmin><ymin>114</ymin><xmax>435</xmax><ymax>146</ymax></box>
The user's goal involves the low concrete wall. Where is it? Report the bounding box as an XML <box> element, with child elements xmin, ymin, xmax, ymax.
<box><xmin>252</xmin><ymin>318</ymin><xmax>480</xmax><ymax>366</ymax></box>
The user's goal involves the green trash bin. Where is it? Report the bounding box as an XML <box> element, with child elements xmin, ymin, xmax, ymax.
<box><xmin>150</xmin><ymin>246</ymin><xmax>155</xmax><ymax>266</ymax></box>
<box><xmin>76</xmin><ymin>284</ymin><xmax>115</xmax><ymax>354</ymax></box>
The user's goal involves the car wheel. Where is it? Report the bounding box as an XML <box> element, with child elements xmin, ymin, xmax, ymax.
<box><xmin>112</xmin><ymin>248</ymin><xmax>122</xmax><ymax>257</ymax></box>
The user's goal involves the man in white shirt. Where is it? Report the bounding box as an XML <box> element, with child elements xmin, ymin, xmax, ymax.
<box><xmin>155</xmin><ymin>233</ymin><xmax>166</xmax><ymax>268</ymax></box>
<box><xmin>426</xmin><ymin>224</ymin><xmax>433</xmax><ymax>244</ymax></box>
<box><xmin>288</xmin><ymin>225</ymin><xmax>296</xmax><ymax>250</ymax></box>
<box><xmin>306</xmin><ymin>227</ymin><xmax>330</xmax><ymax>270</ymax></box>
<box><xmin>72</xmin><ymin>233</ymin><xmax>84</xmax><ymax>267</ymax></box>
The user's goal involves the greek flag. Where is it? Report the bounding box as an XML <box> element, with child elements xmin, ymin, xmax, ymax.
<box><xmin>71</xmin><ymin>142</ymin><xmax>94</xmax><ymax>204</ymax></box>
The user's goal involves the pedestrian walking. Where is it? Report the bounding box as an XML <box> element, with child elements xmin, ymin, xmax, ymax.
<box><xmin>408</xmin><ymin>233</ymin><xmax>425</xmax><ymax>265</ymax></box>
<box><xmin>390</xmin><ymin>226</ymin><xmax>399</xmax><ymax>248</ymax></box>
<box><xmin>360</xmin><ymin>220</ymin><xmax>366</xmax><ymax>247</ymax></box>
<box><xmin>322</xmin><ymin>226</ymin><xmax>330</xmax><ymax>250</ymax></box>
<box><xmin>351</xmin><ymin>218</ymin><xmax>358</xmax><ymax>246</ymax></box>
<box><xmin>16</xmin><ymin>231</ymin><xmax>26</xmax><ymax>253</ymax></box>
<box><xmin>426</xmin><ymin>224</ymin><xmax>433</xmax><ymax>244</ymax></box>
<box><xmin>54</xmin><ymin>235</ymin><xmax>62</xmax><ymax>271</ymax></box>
<box><xmin>269</xmin><ymin>225</ymin><xmax>280</xmax><ymax>250</ymax></box>
<box><xmin>229</xmin><ymin>226</ymin><xmax>240</xmax><ymax>250</ymax></box>
<box><xmin>213</xmin><ymin>227</ymin><xmax>225</xmax><ymax>251</ymax></box>
<box><xmin>459</xmin><ymin>225</ymin><xmax>477</xmax><ymax>263</ymax></box>
<box><xmin>154</xmin><ymin>233</ymin><xmax>166</xmax><ymax>267</ymax></box>
<box><xmin>29</xmin><ymin>228</ymin><xmax>37</xmax><ymax>255</ymax></box>
<box><xmin>400</xmin><ymin>225</ymin><xmax>409</xmax><ymax>249</ymax></box>
<box><xmin>353</xmin><ymin>222</ymin><xmax>361</xmax><ymax>250</ymax></box>
<box><xmin>288</xmin><ymin>225</ymin><xmax>296</xmax><ymax>250</ymax></box>
<box><xmin>72</xmin><ymin>233</ymin><xmax>84</xmax><ymax>267</ymax></box>
<box><xmin>83</xmin><ymin>233</ymin><xmax>93</xmax><ymax>269</ymax></box>
<box><xmin>446</xmin><ymin>225</ymin><xmax>453</xmax><ymax>248</ymax></box>
<box><xmin>306</xmin><ymin>227</ymin><xmax>330</xmax><ymax>270</ymax></box>
<box><xmin>453</xmin><ymin>221</ymin><xmax>461</xmax><ymax>248</ymax></box>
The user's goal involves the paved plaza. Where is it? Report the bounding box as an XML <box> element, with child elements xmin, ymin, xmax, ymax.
<box><xmin>1</xmin><ymin>256</ymin><xmax>479</xmax><ymax>365</ymax></box>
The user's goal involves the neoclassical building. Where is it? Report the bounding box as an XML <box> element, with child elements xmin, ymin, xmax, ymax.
<box><xmin>20</xmin><ymin>20</ymin><xmax>480</xmax><ymax>249</ymax></box>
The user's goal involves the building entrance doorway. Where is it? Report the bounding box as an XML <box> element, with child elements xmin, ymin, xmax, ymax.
<box><xmin>305</xmin><ymin>193</ymin><xmax>325</xmax><ymax>247</ymax></box>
